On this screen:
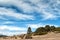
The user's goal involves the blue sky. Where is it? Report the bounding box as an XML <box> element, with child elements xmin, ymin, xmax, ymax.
<box><xmin>0</xmin><ymin>0</ymin><xmax>60</xmax><ymax>36</ymax></box>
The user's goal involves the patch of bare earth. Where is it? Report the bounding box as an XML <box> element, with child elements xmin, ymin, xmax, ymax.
<box><xmin>0</xmin><ymin>32</ymin><xmax>60</xmax><ymax>40</ymax></box>
<box><xmin>32</xmin><ymin>32</ymin><xmax>60</xmax><ymax>40</ymax></box>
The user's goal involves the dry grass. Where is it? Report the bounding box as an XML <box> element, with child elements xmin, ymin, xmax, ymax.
<box><xmin>0</xmin><ymin>32</ymin><xmax>60</xmax><ymax>40</ymax></box>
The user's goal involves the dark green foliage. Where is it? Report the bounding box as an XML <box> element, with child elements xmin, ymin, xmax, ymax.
<box><xmin>45</xmin><ymin>25</ymin><xmax>51</xmax><ymax>32</ymax></box>
<box><xmin>25</xmin><ymin>27</ymin><xmax>32</xmax><ymax>39</ymax></box>
<box><xmin>27</xmin><ymin>27</ymin><xmax>32</xmax><ymax>34</ymax></box>
<box><xmin>55</xmin><ymin>27</ymin><xmax>60</xmax><ymax>33</ymax></box>
<box><xmin>34</xmin><ymin>25</ymin><xmax>60</xmax><ymax>35</ymax></box>
<box><xmin>35</xmin><ymin>27</ymin><xmax>46</xmax><ymax>33</ymax></box>
<box><xmin>15</xmin><ymin>37</ymin><xmax>17</xmax><ymax>39</ymax></box>
<box><xmin>0</xmin><ymin>35</ymin><xmax>7</xmax><ymax>37</ymax></box>
<box><xmin>34</xmin><ymin>27</ymin><xmax>47</xmax><ymax>35</ymax></box>
<box><xmin>25</xmin><ymin>25</ymin><xmax>60</xmax><ymax>36</ymax></box>
<box><xmin>50</xmin><ymin>26</ymin><xmax>55</xmax><ymax>32</ymax></box>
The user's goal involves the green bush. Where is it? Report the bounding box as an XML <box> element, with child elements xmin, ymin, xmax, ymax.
<box><xmin>34</xmin><ymin>27</ymin><xmax>47</xmax><ymax>35</ymax></box>
<box><xmin>54</xmin><ymin>27</ymin><xmax>60</xmax><ymax>33</ymax></box>
<box><xmin>25</xmin><ymin>27</ymin><xmax>32</xmax><ymax>39</ymax></box>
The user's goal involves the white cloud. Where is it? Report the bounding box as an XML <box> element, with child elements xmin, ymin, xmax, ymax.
<box><xmin>0</xmin><ymin>0</ymin><xmax>60</xmax><ymax>20</ymax></box>
<box><xmin>27</xmin><ymin>23</ymin><xmax>59</xmax><ymax>29</ymax></box>
<box><xmin>29</xmin><ymin>0</ymin><xmax>60</xmax><ymax>20</ymax></box>
<box><xmin>41</xmin><ymin>11</ymin><xmax>58</xmax><ymax>20</ymax></box>
<box><xmin>25</xmin><ymin>0</ymin><xmax>58</xmax><ymax>20</ymax></box>
<box><xmin>45</xmin><ymin>24</ymin><xmax>59</xmax><ymax>27</ymax></box>
<box><xmin>0</xmin><ymin>0</ymin><xmax>60</xmax><ymax>36</ymax></box>
<box><xmin>27</xmin><ymin>23</ymin><xmax>44</xmax><ymax>28</ymax></box>
<box><xmin>0</xmin><ymin>31</ymin><xmax>26</xmax><ymax>36</ymax></box>
<box><xmin>0</xmin><ymin>25</ymin><xmax>27</xmax><ymax>36</ymax></box>
<box><xmin>15</xmin><ymin>0</ymin><xmax>34</xmax><ymax>13</ymax></box>
<box><xmin>0</xmin><ymin>25</ymin><xmax>26</xmax><ymax>31</ymax></box>
<box><xmin>0</xmin><ymin>0</ymin><xmax>34</xmax><ymax>13</ymax></box>
<box><xmin>0</xmin><ymin>7</ymin><xmax>34</xmax><ymax>20</ymax></box>
<box><xmin>33</xmin><ymin>0</ymin><xmax>60</xmax><ymax>20</ymax></box>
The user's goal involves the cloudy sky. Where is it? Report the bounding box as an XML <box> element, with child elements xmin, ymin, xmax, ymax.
<box><xmin>0</xmin><ymin>0</ymin><xmax>60</xmax><ymax>36</ymax></box>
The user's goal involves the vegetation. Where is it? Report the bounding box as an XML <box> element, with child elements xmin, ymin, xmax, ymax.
<box><xmin>34</xmin><ymin>27</ymin><xmax>47</xmax><ymax>35</ymax></box>
<box><xmin>27</xmin><ymin>27</ymin><xmax>32</xmax><ymax>34</ymax></box>
<box><xmin>55</xmin><ymin>27</ymin><xmax>60</xmax><ymax>33</ymax></box>
<box><xmin>33</xmin><ymin>25</ymin><xmax>60</xmax><ymax>35</ymax></box>
<box><xmin>0</xmin><ymin>35</ymin><xmax>8</xmax><ymax>37</ymax></box>
<box><xmin>25</xmin><ymin>27</ymin><xmax>32</xmax><ymax>39</ymax></box>
<box><xmin>50</xmin><ymin>26</ymin><xmax>56</xmax><ymax>32</ymax></box>
<box><xmin>45</xmin><ymin>25</ymin><xmax>51</xmax><ymax>32</ymax></box>
<box><xmin>0</xmin><ymin>25</ymin><xmax>60</xmax><ymax>39</ymax></box>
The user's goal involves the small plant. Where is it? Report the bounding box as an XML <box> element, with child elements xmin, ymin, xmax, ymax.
<box><xmin>20</xmin><ymin>34</ymin><xmax>25</xmax><ymax>39</ymax></box>
<box><xmin>15</xmin><ymin>37</ymin><xmax>17</xmax><ymax>39</ymax></box>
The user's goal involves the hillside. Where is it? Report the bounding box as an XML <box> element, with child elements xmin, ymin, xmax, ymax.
<box><xmin>0</xmin><ymin>32</ymin><xmax>60</xmax><ymax>40</ymax></box>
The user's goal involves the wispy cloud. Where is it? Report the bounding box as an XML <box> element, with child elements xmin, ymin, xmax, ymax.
<box><xmin>0</xmin><ymin>0</ymin><xmax>60</xmax><ymax>20</ymax></box>
<box><xmin>0</xmin><ymin>8</ymin><xmax>34</xmax><ymax>20</ymax></box>
<box><xmin>0</xmin><ymin>0</ymin><xmax>60</xmax><ymax>35</ymax></box>
<box><xmin>41</xmin><ymin>11</ymin><xmax>58</xmax><ymax>20</ymax></box>
<box><xmin>26</xmin><ymin>0</ymin><xmax>60</xmax><ymax>20</ymax></box>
